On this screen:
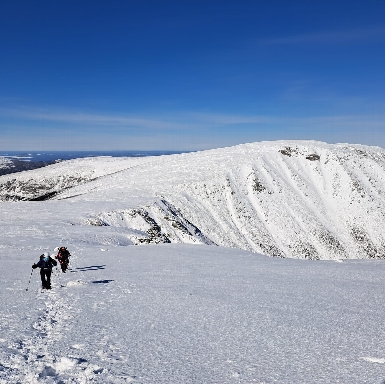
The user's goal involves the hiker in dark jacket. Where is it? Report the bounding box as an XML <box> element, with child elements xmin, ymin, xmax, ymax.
<box><xmin>56</xmin><ymin>246</ymin><xmax>71</xmax><ymax>273</ymax></box>
<box><xmin>32</xmin><ymin>252</ymin><xmax>57</xmax><ymax>289</ymax></box>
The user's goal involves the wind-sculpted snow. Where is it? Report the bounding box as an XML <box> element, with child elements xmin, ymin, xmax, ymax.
<box><xmin>86</xmin><ymin>199</ymin><xmax>216</xmax><ymax>246</ymax></box>
<box><xmin>1</xmin><ymin>141</ymin><xmax>385</xmax><ymax>259</ymax></box>
<box><xmin>0</xmin><ymin>156</ymin><xmax>145</xmax><ymax>201</ymax></box>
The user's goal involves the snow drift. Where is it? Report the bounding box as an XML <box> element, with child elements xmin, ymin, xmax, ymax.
<box><xmin>1</xmin><ymin>140</ymin><xmax>385</xmax><ymax>260</ymax></box>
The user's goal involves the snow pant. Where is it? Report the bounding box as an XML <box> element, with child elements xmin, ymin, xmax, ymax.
<box><xmin>40</xmin><ymin>268</ymin><xmax>52</xmax><ymax>289</ymax></box>
<box><xmin>60</xmin><ymin>262</ymin><xmax>68</xmax><ymax>273</ymax></box>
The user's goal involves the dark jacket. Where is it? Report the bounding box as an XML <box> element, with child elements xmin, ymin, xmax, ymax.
<box><xmin>33</xmin><ymin>255</ymin><xmax>57</xmax><ymax>270</ymax></box>
<box><xmin>57</xmin><ymin>248</ymin><xmax>71</xmax><ymax>264</ymax></box>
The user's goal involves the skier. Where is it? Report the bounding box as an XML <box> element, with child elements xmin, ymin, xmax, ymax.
<box><xmin>32</xmin><ymin>252</ymin><xmax>57</xmax><ymax>289</ymax></box>
<box><xmin>56</xmin><ymin>246</ymin><xmax>71</xmax><ymax>273</ymax></box>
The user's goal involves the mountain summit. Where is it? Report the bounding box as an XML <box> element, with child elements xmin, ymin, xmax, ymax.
<box><xmin>1</xmin><ymin>140</ymin><xmax>385</xmax><ymax>260</ymax></box>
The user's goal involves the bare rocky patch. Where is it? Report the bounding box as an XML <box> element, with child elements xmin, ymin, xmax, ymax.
<box><xmin>0</xmin><ymin>175</ymin><xmax>91</xmax><ymax>201</ymax></box>
<box><xmin>315</xmin><ymin>229</ymin><xmax>346</xmax><ymax>258</ymax></box>
<box><xmin>350</xmin><ymin>227</ymin><xmax>385</xmax><ymax>258</ymax></box>
<box><xmin>279</xmin><ymin>147</ymin><xmax>298</xmax><ymax>157</ymax></box>
<box><xmin>289</xmin><ymin>241</ymin><xmax>320</xmax><ymax>260</ymax></box>
<box><xmin>306</xmin><ymin>154</ymin><xmax>320</xmax><ymax>161</ymax></box>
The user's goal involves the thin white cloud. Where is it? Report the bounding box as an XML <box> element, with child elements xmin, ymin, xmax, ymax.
<box><xmin>1</xmin><ymin>106</ymin><xmax>384</xmax><ymax>132</ymax></box>
<box><xmin>188</xmin><ymin>112</ymin><xmax>385</xmax><ymax>129</ymax></box>
<box><xmin>0</xmin><ymin>107</ymin><xmax>196</xmax><ymax>131</ymax></box>
<box><xmin>189</xmin><ymin>112</ymin><xmax>276</xmax><ymax>125</ymax></box>
<box><xmin>260</xmin><ymin>25</ymin><xmax>385</xmax><ymax>45</ymax></box>
<box><xmin>1</xmin><ymin>111</ymin><xmax>385</xmax><ymax>151</ymax></box>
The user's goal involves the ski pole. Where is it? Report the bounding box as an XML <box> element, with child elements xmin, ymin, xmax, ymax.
<box><xmin>26</xmin><ymin>268</ymin><xmax>34</xmax><ymax>291</ymax></box>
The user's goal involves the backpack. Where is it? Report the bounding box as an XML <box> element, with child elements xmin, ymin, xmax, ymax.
<box><xmin>58</xmin><ymin>247</ymin><xmax>70</xmax><ymax>262</ymax></box>
<box><xmin>40</xmin><ymin>256</ymin><xmax>53</xmax><ymax>269</ymax></box>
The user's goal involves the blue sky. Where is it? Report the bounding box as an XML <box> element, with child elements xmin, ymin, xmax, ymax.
<box><xmin>1</xmin><ymin>0</ymin><xmax>385</xmax><ymax>150</ymax></box>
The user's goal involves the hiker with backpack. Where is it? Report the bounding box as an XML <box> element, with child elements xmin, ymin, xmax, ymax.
<box><xmin>32</xmin><ymin>252</ymin><xmax>57</xmax><ymax>289</ymax></box>
<box><xmin>56</xmin><ymin>246</ymin><xmax>71</xmax><ymax>273</ymax></box>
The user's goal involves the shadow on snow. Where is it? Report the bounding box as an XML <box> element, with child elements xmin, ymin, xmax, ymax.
<box><xmin>92</xmin><ymin>280</ymin><xmax>114</xmax><ymax>284</ymax></box>
<box><xmin>71</xmin><ymin>265</ymin><xmax>106</xmax><ymax>272</ymax></box>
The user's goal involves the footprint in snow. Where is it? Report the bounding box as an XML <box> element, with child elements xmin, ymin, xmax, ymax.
<box><xmin>361</xmin><ymin>356</ymin><xmax>385</xmax><ymax>364</ymax></box>
<box><xmin>66</xmin><ymin>279</ymin><xmax>87</xmax><ymax>287</ymax></box>
<box><xmin>38</xmin><ymin>356</ymin><xmax>105</xmax><ymax>380</ymax></box>
<box><xmin>71</xmin><ymin>344</ymin><xmax>85</xmax><ymax>350</ymax></box>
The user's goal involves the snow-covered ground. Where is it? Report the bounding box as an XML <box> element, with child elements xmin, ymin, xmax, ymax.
<box><xmin>0</xmin><ymin>241</ymin><xmax>385</xmax><ymax>384</ymax></box>
<box><xmin>1</xmin><ymin>241</ymin><xmax>385</xmax><ymax>383</ymax></box>
<box><xmin>1</xmin><ymin>141</ymin><xmax>385</xmax><ymax>383</ymax></box>
<box><xmin>2</xmin><ymin>140</ymin><xmax>385</xmax><ymax>259</ymax></box>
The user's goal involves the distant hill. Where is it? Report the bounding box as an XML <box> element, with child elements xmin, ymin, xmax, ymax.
<box><xmin>1</xmin><ymin>141</ymin><xmax>385</xmax><ymax>260</ymax></box>
<box><xmin>0</xmin><ymin>157</ymin><xmax>55</xmax><ymax>176</ymax></box>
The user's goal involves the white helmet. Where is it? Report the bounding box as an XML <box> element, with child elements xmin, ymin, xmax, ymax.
<box><xmin>43</xmin><ymin>252</ymin><xmax>49</xmax><ymax>257</ymax></box>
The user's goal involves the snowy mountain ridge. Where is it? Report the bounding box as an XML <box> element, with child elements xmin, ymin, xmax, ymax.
<box><xmin>1</xmin><ymin>140</ymin><xmax>385</xmax><ymax>260</ymax></box>
<box><xmin>1</xmin><ymin>141</ymin><xmax>385</xmax><ymax>383</ymax></box>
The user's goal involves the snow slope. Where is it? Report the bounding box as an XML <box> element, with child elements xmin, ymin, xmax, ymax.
<box><xmin>0</xmin><ymin>156</ymin><xmax>144</xmax><ymax>200</ymax></box>
<box><xmin>1</xmin><ymin>140</ymin><xmax>385</xmax><ymax>259</ymax></box>
<box><xmin>1</xmin><ymin>242</ymin><xmax>385</xmax><ymax>383</ymax></box>
<box><xmin>1</xmin><ymin>141</ymin><xmax>385</xmax><ymax>382</ymax></box>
